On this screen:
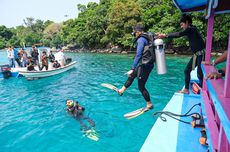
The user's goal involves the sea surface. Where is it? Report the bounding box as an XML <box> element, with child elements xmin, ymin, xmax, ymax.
<box><xmin>0</xmin><ymin>51</ymin><xmax>189</xmax><ymax>152</ymax></box>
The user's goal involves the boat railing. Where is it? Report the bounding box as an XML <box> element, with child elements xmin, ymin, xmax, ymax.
<box><xmin>201</xmin><ymin>63</ymin><xmax>230</xmax><ymax>151</ymax></box>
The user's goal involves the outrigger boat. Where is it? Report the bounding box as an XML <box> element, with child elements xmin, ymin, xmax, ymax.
<box><xmin>18</xmin><ymin>61</ymin><xmax>76</xmax><ymax>80</ymax></box>
<box><xmin>141</xmin><ymin>0</ymin><xmax>230</xmax><ymax>152</ymax></box>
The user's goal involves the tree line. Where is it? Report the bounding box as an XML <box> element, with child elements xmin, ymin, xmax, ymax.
<box><xmin>0</xmin><ymin>0</ymin><xmax>229</xmax><ymax>52</ymax></box>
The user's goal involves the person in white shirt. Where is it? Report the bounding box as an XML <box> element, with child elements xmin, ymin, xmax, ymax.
<box><xmin>7</xmin><ymin>46</ymin><xmax>15</xmax><ymax>67</ymax></box>
<box><xmin>54</xmin><ymin>48</ymin><xmax>66</xmax><ymax>67</ymax></box>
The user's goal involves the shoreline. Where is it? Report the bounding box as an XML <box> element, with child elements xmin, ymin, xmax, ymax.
<box><xmin>0</xmin><ymin>48</ymin><xmax>224</xmax><ymax>56</ymax></box>
<box><xmin>60</xmin><ymin>48</ymin><xmax>224</xmax><ymax>56</ymax></box>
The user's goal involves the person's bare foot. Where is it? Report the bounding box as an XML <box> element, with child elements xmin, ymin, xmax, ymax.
<box><xmin>116</xmin><ymin>87</ymin><xmax>127</xmax><ymax>96</ymax></box>
<box><xmin>114</xmin><ymin>88</ymin><xmax>123</xmax><ymax>96</ymax></box>
<box><xmin>146</xmin><ymin>101</ymin><xmax>154</xmax><ymax>110</ymax></box>
<box><xmin>177</xmin><ymin>88</ymin><xmax>189</xmax><ymax>94</ymax></box>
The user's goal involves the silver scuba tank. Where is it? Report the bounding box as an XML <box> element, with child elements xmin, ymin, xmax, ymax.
<box><xmin>154</xmin><ymin>39</ymin><xmax>167</xmax><ymax>74</ymax></box>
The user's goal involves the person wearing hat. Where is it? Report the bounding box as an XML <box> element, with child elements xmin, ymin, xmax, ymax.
<box><xmin>117</xmin><ymin>24</ymin><xmax>154</xmax><ymax>110</ymax></box>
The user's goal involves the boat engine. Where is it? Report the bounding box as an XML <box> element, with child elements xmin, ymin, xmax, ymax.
<box><xmin>0</xmin><ymin>65</ymin><xmax>11</xmax><ymax>78</ymax></box>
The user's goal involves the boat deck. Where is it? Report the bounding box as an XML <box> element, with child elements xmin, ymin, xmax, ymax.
<box><xmin>140</xmin><ymin>91</ymin><xmax>208</xmax><ymax>152</ymax></box>
<box><xmin>140</xmin><ymin>70</ymin><xmax>208</xmax><ymax>152</ymax></box>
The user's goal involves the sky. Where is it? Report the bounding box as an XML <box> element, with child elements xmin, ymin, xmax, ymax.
<box><xmin>0</xmin><ymin>0</ymin><xmax>99</xmax><ymax>28</ymax></box>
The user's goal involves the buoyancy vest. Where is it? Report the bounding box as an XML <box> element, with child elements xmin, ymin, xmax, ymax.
<box><xmin>136</xmin><ymin>32</ymin><xmax>155</xmax><ymax>65</ymax></box>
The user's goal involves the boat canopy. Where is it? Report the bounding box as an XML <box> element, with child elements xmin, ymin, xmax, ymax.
<box><xmin>173</xmin><ymin>0</ymin><xmax>230</xmax><ymax>17</ymax></box>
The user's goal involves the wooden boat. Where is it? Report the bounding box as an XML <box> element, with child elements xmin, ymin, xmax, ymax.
<box><xmin>18</xmin><ymin>61</ymin><xmax>76</xmax><ymax>80</ymax></box>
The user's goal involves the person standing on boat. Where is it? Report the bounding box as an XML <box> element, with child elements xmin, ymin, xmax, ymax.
<box><xmin>20</xmin><ymin>48</ymin><xmax>28</xmax><ymax>67</ymax></box>
<box><xmin>31</xmin><ymin>46</ymin><xmax>39</xmax><ymax>67</ymax></box>
<box><xmin>48</xmin><ymin>50</ymin><xmax>55</xmax><ymax>63</ymax></box>
<box><xmin>13</xmin><ymin>47</ymin><xmax>21</xmax><ymax>67</ymax></box>
<box><xmin>40</xmin><ymin>51</ymin><xmax>48</xmax><ymax>71</ymax></box>
<box><xmin>117</xmin><ymin>24</ymin><xmax>154</xmax><ymax>109</ymax></box>
<box><xmin>55</xmin><ymin>48</ymin><xmax>66</xmax><ymax>67</ymax></box>
<box><xmin>6</xmin><ymin>46</ymin><xmax>15</xmax><ymax>68</ymax></box>
<box><xmin>158</xmin><ymin>14</ymin><xmax>205</xmax><ymax>94</ymax></box>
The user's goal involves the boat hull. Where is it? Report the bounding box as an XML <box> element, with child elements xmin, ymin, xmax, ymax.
<box><xmin>18</xmin><ymin>61</ymin><xmax>76</xmax><ymax>79</ymax></box>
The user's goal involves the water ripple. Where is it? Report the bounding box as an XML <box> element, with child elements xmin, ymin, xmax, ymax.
<box><xmin>0</xmin><ymin>52</ymin><xmax>187</xmax><ymax>152</ymax></box>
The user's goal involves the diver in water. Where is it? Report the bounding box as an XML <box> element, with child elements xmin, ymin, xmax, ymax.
<box><xmin>66</xmin><ymin>99</ymin><xmax>95</xmax><ymax>131</ymax></box>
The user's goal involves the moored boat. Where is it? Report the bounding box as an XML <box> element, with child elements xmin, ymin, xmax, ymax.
<box><xmin>18</xmin><ymin>61</ymin><xmax>76</xmax><ymax>80</ymax></box>
<box><xmin>0</xmin><ymin>64</ymin><xmax>11</xmax><ymax>78</ymax></box>
<box><xmin>5</xmin><ymin>46</ymin><xmax>51</xmax><ymax>77</ymax></box>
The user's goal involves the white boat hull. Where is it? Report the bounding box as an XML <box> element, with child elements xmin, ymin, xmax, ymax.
<box><xmin>19</xmin><ymin>61</ymin><xmax>76</xmax><ymax>79</ymax></box>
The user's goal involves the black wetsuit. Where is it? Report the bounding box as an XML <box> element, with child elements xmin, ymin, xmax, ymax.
<box><xmin>31</xmin><ymin>49</ymin><xmax>39</xmax><ymax>66</ymax></box>
<box><xmin>167</xmin><ymin>25</ymin><xmax>205</xmax><ymax>89</ymax></box>
<box><xmin>49</xmin><ymin>54</ymin><xmax>55</xmax><ymax>62</ymax></box>
<box><xmin>124</xmin><ymin>64</ymin><xmax>153</xmax><ymax>102</ymax></box>
<box><xmin>124</xmin><ymin>35</ymin><xmax>154</xmax><ymax>102</ymax></box>
<box><xmin>67</xmin><ymin>105</ymin><xmax>95</xmax><ymax>130</ymax></box>
<box><xmin>67</xmin><ymin>105</ymin><xmax>85</xmax><ymax>117</ymax></box>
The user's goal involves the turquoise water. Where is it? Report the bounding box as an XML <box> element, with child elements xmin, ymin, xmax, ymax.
<box><xmin>0</xmin><ymin>51</ymin><xmax>189</xmax><ymax>152</ymax></box>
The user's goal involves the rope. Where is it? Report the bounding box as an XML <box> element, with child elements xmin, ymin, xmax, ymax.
<box><xmin>153</xmin><ymin>103</ymin><xmax>201</xmax><ymax>124</ymax></box>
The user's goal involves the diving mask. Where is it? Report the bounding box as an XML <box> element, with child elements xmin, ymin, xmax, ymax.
<box><xmin>66</xmin><ymin>100</ymin><xmax>74</xmax><ymax>107</ymax></box>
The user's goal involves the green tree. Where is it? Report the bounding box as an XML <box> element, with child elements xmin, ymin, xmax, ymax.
<box><xmin>0</xmin><ymin>25</ymin><xmax>13</xmax><ymax>40</ymax></box>
<box><xmin>0</xmin><ymin>36</ymin><xmax>6</xmax><ymax>48</ymax></box>
<box><xmin>213</xmin><ymin>14</ymin><xmax>230</xmax><ymax>50</ymax></box>
<box><xmin>0</xmin><ymin>25</ymin><xmax>13</xmax><ymax>48</ymax></box>
<box><xmin>106</xmin><ymin>0</ymin><xmax>142</xmax><ymax>48</ymax></box>
<box><xmin>1</xmin><ymin>0</ymin><xmax>229</xmax><ymax>51</ymax></box>
<box><xmin>43</xmin><ymin>23</ymin><xmax>63</xmax><ymax>47</ymax></box>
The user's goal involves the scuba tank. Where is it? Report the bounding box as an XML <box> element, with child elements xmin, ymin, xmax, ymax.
<box><xmin>154</xmin><ymin>39</ymin><xmax>167</xmax><ymax>74</ymax></box>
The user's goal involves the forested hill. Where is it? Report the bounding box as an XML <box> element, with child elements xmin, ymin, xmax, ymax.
<box><xmin>0</xmin><ymin>0</ymin><xmax>229</xmax><ymax>53</ymax></box>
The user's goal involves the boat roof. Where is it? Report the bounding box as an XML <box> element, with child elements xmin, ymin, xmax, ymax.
<box><xmin>173</xmin><ymin>0</ymin><xmax>230</xmax><ymax>16</ymax></box>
